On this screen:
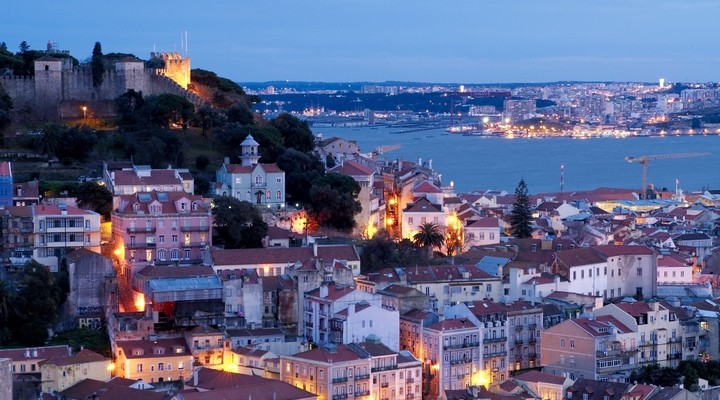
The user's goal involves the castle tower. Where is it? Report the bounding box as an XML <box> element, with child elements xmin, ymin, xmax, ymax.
<box><xmin>154</xmin><ymin>52</ymin><xmax>191</xmax><ymax>90</ymax></box>
<box><xmin>33</xmin><ymin>55</ymin><xmax>63</xmax><ymax>115</ymax></box>
<box><xmin>240</xmin><ymin>135</ymin><xmax>260</xmax><ymax>166</ymax></box>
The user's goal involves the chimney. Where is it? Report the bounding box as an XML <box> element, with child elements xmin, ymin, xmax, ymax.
<box><xmin>428</xmin><ymin>159</ymin><xmax>432</xmax><ymax>170</ymax></box>
<box><xmin>497</xmin><ymin>265</ymin><xmax>503</xmax><ymax>278</ymax></box>
<box><xmin>319</xmin><ymin>283</ymin><xmax>329</xmax><ymax>298</ymax></box>
<box><xmin>193</xmin><ymin>369</ymin><xmax>199</xmax><ymax>387</ymax></box>
<box><xmin>224</xmin><ymin>157</ymin><xmax>230</xmax><ymax>165</ymax></box>
<box><xmin>313</xmin><ymin>241</ymin><xmax>318</xmax><ymax>257</ymax></box>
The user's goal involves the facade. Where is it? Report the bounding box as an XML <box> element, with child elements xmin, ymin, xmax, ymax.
<box><xmin>31</xmin><ymin>204</ymin><xmax>101</xmax><ymax>271</ymax></box>
<box><xmin>0</xmin><ymin>206</ymin><xmax>34</xmax><ymax>267</ymax></box>
<box><xmin>464</xmin><ymin>218</ymin><xmax>501</xmax><ymax>247</ymax></box>
<box><xmin>185</xmin><ymin>325</ymin><xmax>231</xmax><ymax>368</ymax></box>
<box><xmin>401</xmin><ymin>197</ymin><xmax>446</xmax><ymax>240</ymax></box>
<box><xmin>65</xmin><ymin>249</ymin><xmax>115</xmax><ymax>329</ymax></box>
<box><xmin>656</xmin><ymin>254</ymin><xmax>693</xmax><ymax>285</ymax></box>
<box><xmin>304</xmin><ymin>282</ymin><xmax>382</xmax><ymax>346</ymax></box>
<box><xmin>111</xmin><ymin>191</ymin><xmax>211</xmax><ymax>278</ymax></box>
<box><xmin>39</xmin><ymin>349</ymin><xmax>110</xmax><ymax>394</ymax></box>
<box><xmin>115</xmin><ymin>337</ymin><xmax>193</xmax><ymax>383</ymax></box>
<box><xmin>330</xmin><ymin>302</ymin><xmax>400</xmax><ymax>351</ymax></box>
<box><xmin>280</xmin><ymin>340</ymin><xmax>422</xmax><ymax>400</ymax></box>
<box><xmin>506</xmin><ymin>301</ymin><xmax>543</xmax><ymax>373</ymax></box>
<box><xmin>541</xmin><ymin>316</ymin><xmax>636</xmax><ymax>382</ymax></box>
<box><xmin>215</xmin><ymin>135</ymin><xmax>286</xmax><ymax>208</ymax></box>
<box><xmin>0</xmin><ymin>162</ymin><xmax>12</xmax><ymax>208</ymax></box>
<box><xmin>103</xmin><ymin>162</ymin><xmax>194</xmax><ymax>198</ymax></box>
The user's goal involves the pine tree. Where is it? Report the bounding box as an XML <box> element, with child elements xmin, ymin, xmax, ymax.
<box><xmin>510</xmin><ymin>178</ymin><xmax>533</xmax><ymax>238</ymax></box>
<box><xmin>91</xmin><ymin>42</ymin><xmax>104</xmax><ymax>87</ymax></box>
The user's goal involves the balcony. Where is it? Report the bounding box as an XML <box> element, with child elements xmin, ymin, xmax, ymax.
<box><xmin>332</xmin><ymin>376</ymin><xmax>348</xmax><ymax>383</ymax></box>
<box><xmin>515</xmin><ymin>325</ymin><xmax>523</xmax><ymax>331</ymax></box>
<box><xmin>515</xmin><ymin>339</ymin><xmax>524</xmax><ymax>345</ymax></box>
<box><xmin>180</xmin><ymin>225</ymin><xmax>210</xmax><ymax>232</ymax></box>
<box><xmin>485</xmin><ymin>336</ymin><xmax>507</xmax><ymax>343</ymax></box>
<box><xmin>355</xmin><ymin>373</ymin><xmax>370</xmax><ymax>380</ymax></box>
<box><xmin>380</xmin><ymin>382</ymin><xmax>389</xmax><ymax>388</ymax></box>
<box><xmin>332</xmin><ymin>394</ymin><xmax>348</xmax><ymax>400</ymax></box>
<box><xmin>127</xmin><ymin>227</ymin><xmax>156</xmax><ymax>233</ymax></box>
<box><xmin>251</xmin><ymin>182</ymin><xmax>267</xmax><ymax>188</ymax></box>
<box><xmin>450</xmin><ymin>358</ymin><xmax>472</xmax><ymax>365</ymax></box>
<box><xmin>355</xmin><ymin>390</ymin><xmax>370</xmax><ymax>397</ymax></box>
<box><xmin>484</xmin><ymin>350</ymin><xmax>507</xmax><ymax>358</ymax></box>
<box><xmin>406</xmin><ymin>377</ymin><xmax>415</xmax><ymax>383</ymax></box>
<box><xmin>668</xmin><ymin>337</ymin><xmax>681</xmax><ymax>343</ymax></box>
<box><xmin>372</xmin><ymin>365</ymin><xmax>397</xmax><ymax>373</ymax></box>
<box><xmin>528</xmin><ymin>337</ymin><xmax>537</xmax><ymax>344</ymax></box>
<box><xmin>669</xmin><ymin>353</ymin><xmax>681</xmax><ymax>359</ymax></box>
<box><xmin>528</xmin><ymin>323</ymin><xmax>537</xmax><ymax>330</ymax></box>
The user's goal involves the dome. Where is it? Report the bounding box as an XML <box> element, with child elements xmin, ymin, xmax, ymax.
<box><xmin>241</xmin><ymin>135</ymin><xmax>259</xmax><ymax>147</ymax></box>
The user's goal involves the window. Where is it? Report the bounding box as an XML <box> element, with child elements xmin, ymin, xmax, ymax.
<box><xmin>408</xmin><ymin>217</ymin><xmax>414</xmax><ymax>225</ymax></box>
<box><xmin>137</xmin><ymin>363</ymin><xmax>143</xmax><ymax>372</ymax></box>
<box><xmin>159</xmin><ymin>235</ymin><xmax>165</xmax><ymax>243</ymax></box>
<box><xmin>172</xmin><ymin>235</ymin><xmax>178</xmax><ymax>243</ymax></box>
<box><xmin>266</xmin><ymin>191</ymin><xmax>271</xmax><ymax>200</ymax></box>
<box><xmin>184</xmin><ymin>234</ymin><xmax>191</xmax><ymax>246</ymax></box>
<box><xmin>489</xmin><ymin>232</ymin><xmax>495</xmax><ymax>240</ymax></box>
<box><xmin>157</xmin><ymin>249</ymin><xmax>167</xmax><ymax>261</ymax></box>
<box><xmin>178</xmin><ymin>361</ymin><xmax>184</xmax><ymax>369</ymax></box>
<box><xmin>170</xmin><ymin>249</ymin><xmax>180</xmax><ymax>260</ymax></box>
<box><xmin>276</xmin><ymin>191</ymin><xmax>282</xmax><ymax>199</ymax></box>
<box><xmin>570</xmin><ymin>340</ymin><xmax>575</xmax><ymax>348</ymax></box>
<box><xmin>561</xmin><ymin>339</ymin><xmax>565</xmax><ymax>348</ymax></box>
<box><xmin>637</xmin><ymin>268</ymin><xmax>642</xmax><ymax>276</ymax></box>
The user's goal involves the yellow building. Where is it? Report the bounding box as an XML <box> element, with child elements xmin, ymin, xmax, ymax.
<box><xmin>40</xmin><ymin>349</ymin><xmax>110</xmax><ymax>393</ymax></box>
<box><xmin>115</xmin><ymin>337</ymin><xmax>193</xmax><ymax>384</ymax></box>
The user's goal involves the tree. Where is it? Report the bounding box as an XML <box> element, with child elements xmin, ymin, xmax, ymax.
<box><xmin>91</xmin><ymin>42</ymin><xmax>104</xmax><ymax>87</ymax></box>
<box><xmin>10</xmin><ymin>261</ymin><xmax>65</xmax><ymax>345</ymax></box>
<box><xmin>74</xmin><ymin>182</ymin><xmax>113</xmax><ymax>220</ymax></box>
<box><xmin>325</xmin><ymin>153</ymin><xmax>336</xmax><ymax>169</ymax></box>
<box><xmin>194</xmin><ymin>175</ymin><xmax>211</xmax><ymax>196</ymax></box>
<box><xmin>19</xmin><ymin>41</ymin><xmax>29</xmax><ymax>53</ymax></box>
<box><xmin>211</xmin><ymin>196</ymin><xmax>268</xmax><ymax>249</ymax></box>
<box><xmin>195</xmin><ymin>155</ymin><xmax>210</xmax><ymax>171</ymax></box>
<box><xmin>195</xmin><ymin>105</ymin><xmax>226</xmax><ymax>137</ymax></box>
<box><xmin>276</xmin><ymin>149</ymin><xmax>325</xmax><ymax>204</ymax></box>
<box><xmin>360</xmin><ymin>230</ymin><xmax>399</xmax><ymax>273</ymax></box>
<box><xmin>413</xmin><ymin>223</ymin><xmax>445</xmax><ymax>259</ymax></box>
<box><xmin>142</xmin><ymin>93</ymin><xmax>195</xmax><ymax>129</ymax></box>
<box><xmin>34</xmin><ymin>123</ymin><xmax>63</xmax><ymax>158</ymax></box>
<box><xmin>307</xmin><ymin>173</ymin><xmax>361</xmax><ymax>232</ymax></box>
<box><xmin>509</xmin><ymin>179</ymin><xmax>533</xmax><ymax>238</ymax></box>
<box><xmin>270</xmin><ymin>113</ymin><xmax>315</xmax><ymax>153</ymax></box>
<box><xmin>227</xmin><ymin>104</ymin><xmax>255</xmax><ymax>125</ymax></box>
<box><xmin>0</xmin><ymin>280</ymin><xmax>14</xmax><ymax>323</ymax></box>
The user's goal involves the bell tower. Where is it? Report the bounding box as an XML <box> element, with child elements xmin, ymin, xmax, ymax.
<box><xmin>240</xmin><ymin>135</ymin><xmax>260</xmax><ymax>166</ymax></box>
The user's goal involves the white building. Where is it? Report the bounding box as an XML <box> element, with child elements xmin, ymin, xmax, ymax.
<box><xmin>330</xmin><ymin>302</ymin><xmax>400</xmax><ymax>351</ymax></box>
<box><xmin>31</xmin><ymin>204</ymin><xmax>101</xmax><ymax>271</ymax></box>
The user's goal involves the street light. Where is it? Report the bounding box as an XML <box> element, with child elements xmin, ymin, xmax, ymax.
<box><xmin>82</xmin><ymin>106</ymin><xmax>87</xmax><ymax>119</ymax></box>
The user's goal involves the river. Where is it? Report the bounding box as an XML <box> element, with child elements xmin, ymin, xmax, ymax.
<box><xmin>315</xmin><ymin>126</ymin><xmax>720</xmax><ymax>194</ymax></box>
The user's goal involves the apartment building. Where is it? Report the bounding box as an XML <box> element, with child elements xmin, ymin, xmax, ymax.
<box><xmin>111</xmin><ymin>191</ymin><xmax>211</xmax><ymax>277</ymax></box>
<box><xmin>115</xmin><ymin>337</ymin><xmax>193</xmax><ymax>383</ymax></box>
<box><xmin>506</xmin><ymin>301</ymin><xmax>543</xmax><ymax>372</ymax></box>
<box><xmin>541</xmin><ymin>315</ymin><xmax>636</xmax><ymax>382</ymax></box>
<box><xmin>39</xmin><ymin>349</ymin><xmax>110</xmax><ymax>393</ymax></box>
<box><xmin>280</xmin><ymin>339</ymin><xmax>422</xmax><ymax>400</ymax></box>
<box><xmin>31</xmin><ymin>204</ymin><xmax>101</xmax><ymax>271</ymax></box>
<box><xmin>103</xmin><ymin>162</ymin><xmax>193</xmax><ymax>197</ymax></box>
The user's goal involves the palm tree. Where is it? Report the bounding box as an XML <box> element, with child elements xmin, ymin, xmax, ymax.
<box><xmin>413</xmin><ymin>223</ymin><xmax>445</xmax><ymax>259</ymax></box>
<box><xmin>34</xmin><ymin>123</ymin><xmax>62</xmax><ymax>159</ymax></box>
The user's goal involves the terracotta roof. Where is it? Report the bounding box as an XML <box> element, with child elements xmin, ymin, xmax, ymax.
<box><xmin>403</xmin><ymin>197</ymin><xmax>442</xmax><ymax>213</ymax></box>
<box><xmin>335</xmin><ymin>302</ymin><xmax>372</xmax><ymax>317</ymax></box>
<box><xmin>33</xmin><ymin>204</ymin><xmax>97</xmax><ymax>216</ymax></box>
<box><xmin>39</xmin><ymin>348</ymin><xmax>106</xmax><ymax>367</ymax></box>
<box><xmin>401</xmin><ymin>264</ymin><xmax>496</xmax><ymax>284</ymax></box>
<box><xmin>60</xmin><ymin>379</ymin><xmax>167</xmax><ymax>400</ymax></box>
<box><xmin>0</xmin><ymin>162</ymin><xmax>11</xmax><ymax>177</ymax></box>
<box><xmin>657</xmin><ymin>254</ymin><xmax>688</xmax><ymax>268</ymax></box>
<box><xmin>291</xmin><ymin>344</ymin><xmax>364</xmax><ymax>363</ymax></box>
<box><xmin>329</xmin><ymin>160</ymin><xmax>374</xmax><ymax>177</ymax></box>
<box><xmin>266</xmin><ymin>225</ymin><xmax>297</xmax><ymax>240</ymax></box>
<box><xmin>233</xmin><ymin>346</ymin><xmax>269</xmax><ymax>358</ymax></box>
<box><xmin>116</xmin><ymin>337</ymin><xmax>190</xmax><ymax>359</ymax></box>
<box><xmin>226</xmin><ymin>164</ymin><xmax>253</xmax><ymax>174</ymax></box>
<box><xmin>412</xmin><ymin>181</ymin><xmax>442</xmax><ymax>194</ymax></box>
<box><xmin>567</xmin><ymin>379</ymin><xmax>633</xmax><ymax>400</ymax></box>
<box><xmin>614</xmin><ymin>301</ymin><xmax>666</xmax><ymax>317</ymax></box>
<box><xmin>592</xmin><ymin>245</ymin><xmax>654</xmax><ymax>257</ymax></box>
<box><xmin>306</xmin><ymin>283</ymin><xmax>356</xmax><ymax>301</ymax></box>
<box><xmin>402</xmin><ymin>309</ymin><xmax>436</xmax><ymax>322</ymax></box>
<box><xmin>514</xmin><ymin>370</ymin><xmax>566</xmax><ymax>385</ymax></box>
<box><xmin>351</xmin><ymin>340</ymin><xmax>397</xmax><ymax>357</ymax></box>
<box><xmin>116</xmin><ymin>190</ymin><xmax>206</xmax><ymax>214</ymax></box>
<box><xmin>14</xmin><ymin>181</ymin><xmax>40</xmax><ymax>198</ymax></box>
<box><xmin>8</xmin><ymin>205</ymin><xmax>32</xmax><ymax>217</ymax></box>
<box><xmin>180</xmin><ymin>385</ymin><xmax>315</xmax><ymax>400</ymax></box>
<box><xmin>257</xmin><ymin>163</ymin><xmax>284</xmax><ymax>173</ymax></box>
<box><xmin>0</xmin><ymin>345</ymin><xmax>70</xmax><ymax>361</ymax></box>
<box><xmin>428</xmin><ymin>318</ymin><xmax>477</xmax><ymax>331</ymax></box>
<box><xmin>556</xmin><ymin>248</ymin><xmax>606</xmax><ymax>267</ymax></box>
<box><xmin>113</xmin><ymin>169</ymin><xmax>182</xmax><ymax>186</ymax></box>
<box><xmin>467</xmin><ymin>217</ymin><xmax>499</xmax><ymax>228</ymax></box>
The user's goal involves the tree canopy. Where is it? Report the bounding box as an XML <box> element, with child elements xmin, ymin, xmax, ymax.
<box><xmin>211</xmin><ymin>196</ymin><xmax>268</xmax><ymax>249</ymax></box>
<box><xmin>413</xmin><ymin>222</ymin><xmax>445</xmax><ymax>259</ymax></box>
<box><xmin>91</xmin><ymin>42</ymin><xmax>104</xmax><ymax>87</ymax></box>
<box><xmin>307</xmin><ymin>173</ymin><xmax>362</xmax><ymax>232</ymax></box>
<box><xmin>74</xmin><ymin>182</ymin><xmax>113</xmax><ymax>219</ymax></box>
<box><xmin>510</xmin><ymin>179</ymin><xmax>533</xmax><ymax>238</ymax></box>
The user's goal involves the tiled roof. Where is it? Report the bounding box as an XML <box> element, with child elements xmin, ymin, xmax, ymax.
<box><xmin>291</xmin><ymin>344</ymin><xmax>364</xmax><ymax>363</ymax></box>
<box><xmin>428</xmin><ymin>318</ymin><xmax>477</xmax><ymax>331</ymax></box>
<box><xmin>257</xmin><ymin>163</ymin><xmax>284</xmax><ymax>173</ymax></box>
<box><xmin>188</xmin><ymin>367</ymin><xmax>315</xmax><ymax>399</ymax></box>
<box><xmin>14</xmin><ymin>181</ymin><xmax>40</xmax><ymax>199</ymax></box>
<box><xmin>116</xmin><ymin>190</ymin><xmax>206</xmax><ymax>214</ymax></box>
<box><xmin>60</xmin><ymin>379</ymin><xmax>167</xmax><ymax>400</ymax></box>
<box><xmin>306</xmin><ymin>283</ymin><xmax>356</xmax><ymax>301</ymax></box>
<box><xmin>657</xmin><ymin>254</ymin><xmax>688</xmax><ymax>268</ymax></box>
<box><xmin>556</xmin><ymin>248</ymin><xmax>606</xmax><ymax>267</ymax></box>
<box><xmin>330</xmin><ymin>160</ymin><xmax>374</xmax><ymax>176</ymax></box>
<box><xmin>39</xmin><ymin>348</ymin><xmax>106</xmax><ymax>367</ymax></box>
<box><xmin>614</xmin><ymin>301</ymin><xmax>666</xmax><ymax>317</ymax></box>
<box><xmin>266</xmin><ymin>225</ymin><xmax>297</xmax><ymax>240</ymax></box>
<box><xmin>113</xmin><ymin>169</ymin><xmax>182</xmax><ymax>186</ymax></box>
<box><xmin>412</xmin><ymin>181</ymin><xmax>442</xmax><ymax>194</ymax></box>
<box><xmin>592</xmin><ymin>245</ymin><xmax>654</xmax><ymax>257</ymax></box>
<box><xmin>226</xmin><ymin>164</ymin><xmax>253</xmax><ymax>174</ymax></box>
<box><xmin>514</xmin><ymin>370</ymin><xmax>566</xmax><ymax>385</ymax></box>
<box><xmin>403</xmin><ymin>197</ymin><xmax>442</xmax><ymax>213</ymax></box>
<box><xmin>467</xmin><ymin>217</ymin><xmax>499</xmax><ymax>228</ymax></box>
<box><xmin>33</xmin><ymin>204</ymin><xmax>96</xmax><ymax>216</ymax></box>
<box><xmin>0</xmin><ymin>345</ymin><xmax>70</xmax><ymax>361</ymax></box>
<box><xmin>566</xmin><ymin>378</ymin><xmax>632</xmax><ymax>400</ymax></box>
<box><xmin>403</xmin><ymin>264</ymin><xmax>496</xmax><ymax>284</ymax></box>
<box><xmin>116</xmin><ymin>337</ymin><xmax>190</xmax><ymax>359</ymax></box>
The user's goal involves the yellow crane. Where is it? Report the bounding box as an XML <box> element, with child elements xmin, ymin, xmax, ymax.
<box><xmin>625</xmin><ymin>152</ymin><xmax>710</xmax><ymax>199</ymax></box>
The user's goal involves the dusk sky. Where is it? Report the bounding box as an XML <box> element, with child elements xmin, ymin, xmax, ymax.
<box><xmin>3</xmin><ymin>1</ymin><xmax>718</xmax><ymax>83</ymax></box>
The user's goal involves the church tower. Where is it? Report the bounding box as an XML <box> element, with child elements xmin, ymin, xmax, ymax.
<box><xmin>240</xmin><ymin>135</ymin><xmax>260</xmax><ymax>166</ymax></box>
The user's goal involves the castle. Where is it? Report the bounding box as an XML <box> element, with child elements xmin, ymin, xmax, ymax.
<box><xmin>0</xmin><ymin>44</ymin><xmax>202</xmax><ymax>119</ymax></box>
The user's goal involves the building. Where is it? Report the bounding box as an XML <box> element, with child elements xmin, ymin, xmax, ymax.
<box><xmin>503</xmin><ymin>99</ymin><xmax>536</xmax><ymax>122</ymax></box>
<box><xmin>0</xmin><ymin>358</ymin><xmax>10</xmax><ymax>400</ymax></box>
<box><xmin>328</xmin><ymin>159</ymin><xmax>382</xmax><ymax>238</ymax></box>
<box><xmin>512</xmin><ymin>370</ymin><xmax>571</xmax><ymax>400</ymax></box>
<box><xmin>215</xmin><ymin>135</ymin><xmax>286</xmax><ymax>208</ymax></box>
<box><xmin>280</xmin><ymin>339</ymin><xmax>422</xmax><ymax>400</ymax></box>
<box><xmin>114</xmin><ymin>337</ymin><xmax>193</xmax><ymax>383</ymax></box>
<box><xmin>465</xmin><ymin>218</ymin><xmax>502</xmax><ymax>247</ymax></box>
<box><xmin>38</xmin><ymin>349</ymin><xmax>110</xmax><ymax>394</ymax></box>
<box><xmin>0</xmin><ymin>345</ymin><xmax>71</xmax><ymax>399</ymax></box>
<box><xmin>111</xmin><ymin>191</ymin><xmax>211</xmax><ymax>278</ymax></box>
<box><xmin>505</xmin><ymin>301</ymin><xmax>543</xmax><ymax>373</ymax></box>
<box><xmin>57</xmin><ymin>378</ymin><xmax>167</xmax><ymax>400</ymax></box>
<box><xmin>31</xmin><ymin>204</ymin><xmax>101</xmax><ymax>271</ymax></box>
<box><xmin>0</xmin><ymin>162</ymin><xmax>12</xmax><ymax>208</ymax></box>
<box><xmin>103</xmin><ymin>162</ymin><xmax>194</xmax><ymax>198</ymax></box>
<box><xmin>185</xmin><ymin>367</ymin><xmax>317</xmax><ymax>400</ymax></box>
<box><xmin>65</xmin><ymin>249</ymin><xmax>115</xmax><ymax>329</ymax></box>
<box><xmin>0</xmin><ymin>206</ymin><xmax>34</xmax><ymax>268</ymax></box>
<box><xmin>330</xmin><ymin>302</ymin><xmax>400</xmax><ymax>351</ymax></box>
<box><xmin>401</xmin><ymin>197</ymin><xmax>446</xmax><ymax>240</ymax></box>
<box><xmin>541</xmin><ymin>316</ymin><xmax>636</xmax><ymax>382</ymax></box>
<box><xmin>185</xmin><ymin>325</ymin><xmax>231</xmax><ymax>369</ymax></box>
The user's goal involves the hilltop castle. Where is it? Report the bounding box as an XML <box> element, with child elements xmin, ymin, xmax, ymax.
<box><xmin>0</xmin><ymin>43</ymin><xmax>202</xmax><ymax>118</ymax></box>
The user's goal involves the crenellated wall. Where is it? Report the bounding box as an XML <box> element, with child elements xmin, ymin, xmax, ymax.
<box><xmin>0</xmin><ymin>53</ymin><xmax>203</xmax><ymax>118</ymax></box>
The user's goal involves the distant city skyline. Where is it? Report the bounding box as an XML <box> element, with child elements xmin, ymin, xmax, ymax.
<box><xmin>3</xmin><ymin>0</ymin><xmax>719</xmax><ymax>84</ymax></box>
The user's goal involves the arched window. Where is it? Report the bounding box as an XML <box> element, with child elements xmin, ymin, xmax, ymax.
<box><xmin>170</xmin><ymin>249</ymin><xmax>180</xmax><ymax>260</ymax></box>
<box><xmin>276</xmin><ymin>191</ymin><xmax>282</xmax><ymax>199</ymax></box>
<box><xmin>157</xmin><ymin>249</ymin><xmax>167</xmax><ymax>261</ymax></box>
<box><xmin>44</xmin><ymin>65</ymin><xmax>49</xmax><ymax>71</ymax></box>
<box><xmin>266</xmin><ymin>191</ymin><xmax>271</xmax><ymax>200</ymax></box>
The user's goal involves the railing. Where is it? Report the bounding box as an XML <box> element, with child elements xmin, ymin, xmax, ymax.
<box><xmin>251</xmin><ymin>183</ymin><xmax>267</xmax><ymax>188</ymax></box>
<box><xmin>380</xmin><ymin>382</ymin><xmax>389</xmax><ymax>388</ymax></box>
<box><xmin>528</xmin><ymin>337</ymin><xmax>537</xmax><ymax>343</ymax></box>
<box><xmin>515</xmin><ymin>325</ymin><xmax>523</xmax><ymax>331</ymax></box>
<box><xmin>450</xmin><ymin>358</ymin><xmax>472</xmax><ymax>365</ymax></box>
<box><xmin>443</xmin><ymin>342</ymin><xmax>479</xmax><ymax>350</ymax></box>
<box><xmin>332</xmin><ymin>394</ymin><xmax>348</xmax><ymax>400</ymax></box>
<box><xmin>528</xmin><ymin>323</ymin><xmax>537</xmax><ymax>330</ymax></box>
<box><xmin>669</xmin><ymin>353</ymin><xmax>681</xmax><ymax>359</ymax></box>
<box><xmin>515</xmin><ymin>339</ymin><xmax>524</xmax><ymax>345</ymax></box>
<box><xmin>484</xmin><ymin>350</ymin><xmax>507</xmax><ymax>357</ymax></box>
<box><xmin>332</xmin><ymin>376</ymin><xmax>348</xmax><ymax>383</ymax></box>
<box><xmin>485</xmin><ymin>336</ymin><xmax>507</xmax><ymax>343</ymax></box>
<box><xmin>355</xmin><ymin>373</ymin><xmax>370</xmax><ymax>380</ymax></box>
<box><xmin>180</xmin><ymin>226</ymin><xmax>209</xmax><ymax>232</ymax></box>
<box><xmin>372</xmin><ymin>365</ymin><xmax>397</xmax><ymax>373</ymax></box>
<box><xmin>355</xmin><ymin>390</ymin><xmax>370</xmax><ymax>397</ymax></box>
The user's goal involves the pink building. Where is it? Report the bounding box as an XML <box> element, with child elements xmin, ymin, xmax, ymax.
<box><xmin>111</xmin><ymin>191</ymin><xmax>211</xmax><ymax>278</ymax></box>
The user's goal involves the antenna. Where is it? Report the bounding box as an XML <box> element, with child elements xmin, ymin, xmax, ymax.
<box><xmin>185</xmin><ymin>30</ymin><xmax>188</xmax><ymax>54</ymax></box>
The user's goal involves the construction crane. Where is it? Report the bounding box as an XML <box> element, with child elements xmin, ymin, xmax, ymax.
<box><xmin>625</xmin><ymin>152</ymin><xmax>710</xmax><ymax>199</ymax></box>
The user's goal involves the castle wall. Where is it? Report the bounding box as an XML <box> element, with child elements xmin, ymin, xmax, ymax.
<box><xmin>0</xmin><ymin>75</ymin><xmax>35</xmax><ymax>107</ymax></box>
<box><xmin>34</xmin><ymin>60</ymin><xmax>63</xmax><ymax>117</ymax></box>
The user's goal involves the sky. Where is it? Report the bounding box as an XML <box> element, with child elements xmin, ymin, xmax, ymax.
<box><xmin>3</xmin><ymin>1</ymin><xmax>719</xmax><ymax>83</ymax></box>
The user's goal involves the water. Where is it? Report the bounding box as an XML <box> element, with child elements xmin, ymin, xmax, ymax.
<box><xmin>316</xmin><ymin>126</ymin><xmax>720</xmax><ymax>194</ymax></box>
